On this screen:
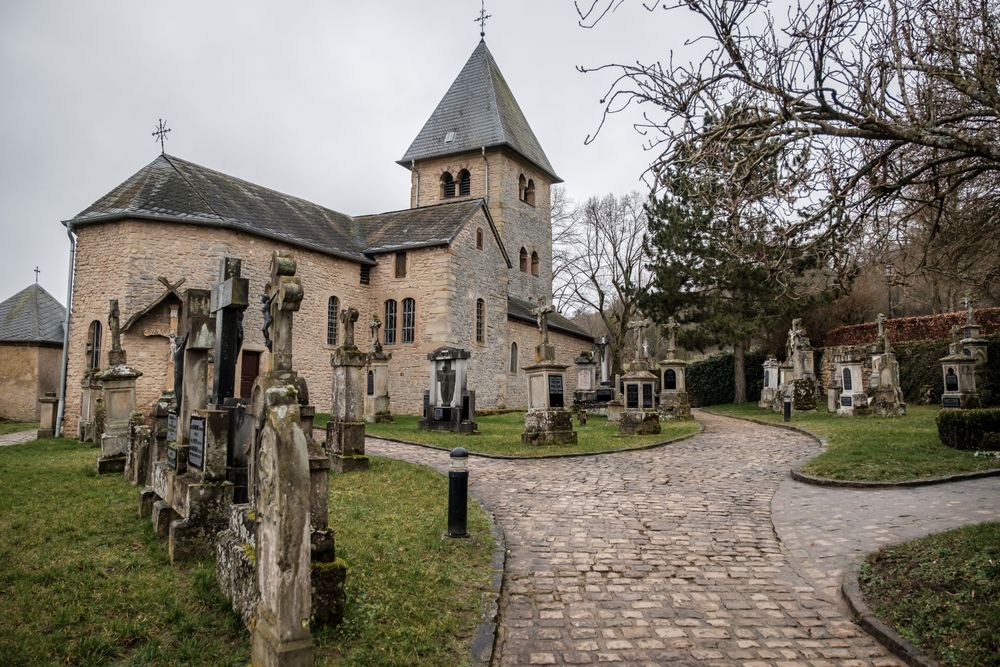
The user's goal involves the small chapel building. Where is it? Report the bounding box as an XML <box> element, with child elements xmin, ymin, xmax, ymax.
<box><xmin>61</xmin><ymin>39</ymin><xmax>592</xmax><ymax>432</ymax></box>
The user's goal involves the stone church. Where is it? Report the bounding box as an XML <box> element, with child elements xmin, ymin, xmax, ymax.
<box><xmin>62</xmin><ymin>39</ymin><xmax>592</xmax><ymax>433</ymax></box>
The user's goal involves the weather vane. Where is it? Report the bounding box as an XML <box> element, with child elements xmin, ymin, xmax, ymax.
<box><xmin>152</xmin><ymin>119</ymin><xmax>171</xmax><ymax>154</ymax></box>
<box><xmin>474</xmin><ymin>0</ymin><xmax>492</xmax><ymax>38</ymax></box>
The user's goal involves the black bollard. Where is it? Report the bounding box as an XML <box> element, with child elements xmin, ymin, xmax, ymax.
<box><xmin>448</xmin><ymin>447</ymin><xmax>469</xmax><ymax>538</ymax></box>
<box><xmin>783</xmin><ymin>395</ymin><xmax>792</xmax><ymax>422</ymax></box>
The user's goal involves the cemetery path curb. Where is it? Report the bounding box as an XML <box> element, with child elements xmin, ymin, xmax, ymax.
<box><xmin>471</xmin><ymin>508</ymin><xmax>507</xmax><ymax>667</ymax></box>
<box><xmin>363</xmin><ymin>420</ymin><xmax>704</xmax><ymax>461</ymax></box>
<box><xmin>841</xmin><ymin>557</ymin><xmax>940</xmax><ymax>667</ymax></box>
<box><xmin>701</xmin><ymin>409</ymin><xmax>1000</xmax><ymax>488</ymax></box>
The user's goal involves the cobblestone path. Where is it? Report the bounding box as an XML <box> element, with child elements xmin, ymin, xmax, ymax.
<box><xmin>0</xmin><ymin>428</ymin><xmax>37</xmax><ymax>446</ymax></box>
<box><xmin>368</xmin><ymin>411</ymin><xmax>914</xmax><ymax>666</ymax></box>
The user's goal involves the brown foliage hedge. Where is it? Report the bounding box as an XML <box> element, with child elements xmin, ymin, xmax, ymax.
<box><xmin>826</xmin><ymin>308</ymin><xmax>1000</xmax><ymax>346</ymax></box>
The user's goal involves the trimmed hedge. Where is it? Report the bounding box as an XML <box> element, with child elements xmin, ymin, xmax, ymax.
<box><xmin>687</xmin><ymin>350</ymin><xmax>766</xmax><ymax>407</ymax></box>
<box><xmin>893</xmin><ymin>334</ymin><xmax>1000</xmax><ymax>405</ymax></box>
<box><xmin>827</xmin><ymin>307</ymin><xmax>1000</xmax><ymax>346</ymax></box>
<box><xmin>937</xmin><ymin>408</ymin><xmax>1000</xmax><ymax>450</ymax></box>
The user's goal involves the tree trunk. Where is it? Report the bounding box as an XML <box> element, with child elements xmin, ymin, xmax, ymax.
<box><xmin>734</xmin><ymin>340</ymin><xmax>746</xmax><ymax>404</ymax></box>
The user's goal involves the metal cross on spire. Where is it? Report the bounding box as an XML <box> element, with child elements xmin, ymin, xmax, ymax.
<box><xmin>34</xmin><ymin>266</ymin><xmax>40</xmax><ymax>283</ymax></box>
<box><xmin>152</xmin><ymin>118</ymin><xmax>171</xmax><ymax>154</ymax></box>
<box><xmin>474</xmin><ymin>0</ymin><xmax>492</xmax><ymax>38</ymax></box>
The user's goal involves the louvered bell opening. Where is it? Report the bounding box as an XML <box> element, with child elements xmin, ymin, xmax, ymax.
<box><xmin>458</xmin><ymin>169</ymin><xmax>471</xmax><ymax>197</ymax></box>
<box><xmin>441</xmin><ymin>172</ymin><xmax>456</xmax><ymax>198</ymax></box>
<box><xmin>360</xmin><ymin>265</ymin><xmax>370</xmax><ymax>285</ymax></box>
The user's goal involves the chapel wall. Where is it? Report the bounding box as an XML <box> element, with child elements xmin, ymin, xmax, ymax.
<box><xmin>504</xmin><ymin>320</ymin><xmax>589</xmax><ymax>409</ymax></box>
<box><xmin>0</xmin><ymin>344</ymin><xmax>40</xmax><ymax>421</ymax></box>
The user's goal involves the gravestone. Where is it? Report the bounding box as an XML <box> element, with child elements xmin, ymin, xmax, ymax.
<box><xmin>572</xmin><ymin>351</ymin><xmax>597</xmax><ymax>407</ymax></box>
<box><xmin>521</xmin><ymin>302</ymin><xmax>577</xmax><ymax>445</ymax></box>
<box><xmin>834</xmin><ymin>352</ymin><xmax>870</xmax><ymax>416</ymax></box>
<box><xmin>657</xmin><ymin>316</ymin><xmax>691</xmax><ymax>420</ymax></box>
<box><xmin>95</xmin><ymin>299</ymin><xmax>144</xmax><ymax>474</ymax></box>
<box><xmin>868</xmin><ymin>314</ymin><xmax>906</xmax><ymax>417</ymax></box>
<box><xmin>419</xmin><ymin>347</ymin><xmax>477</xmax><ymax>433</ymax></box>
<box><xmin>329</xmin><ymin>307</ymin><xmax>370</xmax><ymax>471</ymax></box>
<box><xmin>363</xmin><ymin>315</ymin><xmax>393</xmax><ymax>424</ymax></box>
<box><xmin>758</xmin><ymin>357</ymin><xmax>780</xmax><ymax>409</ymax></box>
<box><xmin>37</xmin><ymin>392</ymin><xmax>58</xmax><ymax>438</ymax></box>
<box><xmin>619</xmin><ymin>318</ymin><xmax>660</xmax><ymax>435</ymax></box>
<box><xmin>784</xmin><ymin>319</ymin><xmax>820</xmax><ymax>411</ymax></box>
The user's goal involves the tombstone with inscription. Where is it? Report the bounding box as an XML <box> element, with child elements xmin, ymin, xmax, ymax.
<box><xmin>329</xmin><ymin>307</ymin><xmax>370</xmax><ymax>471</ymax></box>
<box><xmin>868</xmin><ymin>314</ymin><xmax>907</xmax><ymax>417</ymax></box>
<box><xmin>572</xmin><ymin>351</ymin><xmax>597</xmax><ymax>407</ymax></box>
<box><xmin>419</xmin><ymin>347</ymin><xmax>477</xmax><ymax>433</ymax></box>
<box><xmin>939</xmin><ymin>351</ymin><xmax>980</xmax><ymax>408</ymax></box>
<box><xmin>363</xmin><ymin>315</ymin><xmax>393</xmax><ymax>424</ymax></box>
<box><xmin>759</xmin><ymin>357</ymin><xmax>780</xmax><ymax>409</ymax></box>
<box><xmin>834</xmin><ymin>352</ymin><xmax>870</xmax><ymax>416</ymax></box>
<box><xmin>521</xmin><ymin>302</ymin><xmax>577</xmax><ymax>446</ymax></box>
<box><xmin>619</xmin><ymin>318</ymin><xmax>660</xmax><ymax>435</ymax></box>
<box><xmin>94</xmin><ymin>299</ymin><xmax>144</xmax><ymax>473</ymax></box>
<box><xmin>657</xmin><ymin>317</ymin><xmax>691</xmax><ymax>420</ymax></box>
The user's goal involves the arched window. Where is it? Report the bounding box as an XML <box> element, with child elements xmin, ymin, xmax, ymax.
<box><xmin>476</xmin><ymin>227</ymin><xmax>483</xmax><ymax>250</ymax></box>
<box><xmin>326</xmin><ymin>296</ymin><xmax>339</xmax><ymax>346</ymax></box>
<box><xmin>525</xmin><ymin>179</ymin><xmax>536</xmax><ymax>206</ymax></box>
<box><xmin>519</xmin><ymin>247</ymin><xmax>528</xmax><ymax>272</ymax></box>
<box><xmin>842</xmin><ymin>367</ymin><xmax>852</xmax><ymax>391</ymax></box>
<box><xmin>509</xmin><ymin>342</ymin><xmax>518</xmax><ymax>373</ymax></box>
<box><xmin>440</xmin><ymin>171</ymin><xmax>455</xmax><ymax>198</ymax></box>
<box><xmin>475</xmin><ymin>298</ymin><xmax>485</xmax><ymax>343</ymax></box>
<box><xmin>367</xmin><ymin>370</ymin><xmax>375</xmax><ymax>396</ymax></box>
<box><xmin>384</xmin><ymin>300</ymin><xmax>397</xmax><ymax>345</ymax></box>
<box><xmin>86</xmin><ymin>320</ymin><xmax>102</xmax><ymax>370</ymax></box>
<box><xmin>458</xmin><ymin>169</ymin><xmax>471</xmax><ymax>196</ymax></box>
<box><xmin>518</xmin><ymin>174</ymin><xmax>527</xmax><ymax>201</ymax></box>
<box><xmin>530</xmin><ymin>251</ymin><xmax>539</xmax><ymax>276</ymax></box>
<box><xmin>664</xmin><ymin>368</ymin><xmax>677</xmax><ymax>390</ymax></box>
<box><xmin>401</xmin><ymin>298</ymin><xmax>415</xmax><ymax>344</ymax></box>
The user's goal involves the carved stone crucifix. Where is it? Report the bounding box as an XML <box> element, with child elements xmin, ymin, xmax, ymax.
<box><xmin>627</xmin><ymin>317</ymin><xmax>652</xmax><ymax>362</ymax></box>
<box><xmin>341</xmin><ymin>307</ymin><xmax>360</xmax><ymax>349</ymax></box>
<box><xmin>533</xmin><ymin>300</ymin><xmax>555</xmax><ymax>347</ymax></box>
<box><xmin>962</xmin><ymin>293</ymin><xmax>974</xmax><ymax>326</ymax></box>
<box><xmin>369</xmin><ymin>314</ymin><xmax>382</xmax><ymax>352</ymax></box>
<box><xmin>107</xmin><ymin>298</ymin><xmax>126</xmax><ymax>365</ymax></box>
<box><xmin>267</xmin><ymin>252</ymin><xmax>303</xmax><ymax>373</ymax></box>
<box><xmin>663</xmin><ymin>316</ymin><xmax>680</xmax><ymax>355</ymax></box>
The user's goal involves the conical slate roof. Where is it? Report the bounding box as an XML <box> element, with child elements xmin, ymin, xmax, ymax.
<box><xmin>399</xmin><ymin>40</ymin><xmax>561</xmax><ymax>182</ymax></box>
<box><xmin>0</xmin><ymin>283</ymin><xmax>66</xmax><ymax>345</ymax></box>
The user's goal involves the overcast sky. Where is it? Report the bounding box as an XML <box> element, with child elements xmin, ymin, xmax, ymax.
<box><xmin>0</xmin><ymin>1</ymin><xmax>702</xmax><ymax>305</ymax></box>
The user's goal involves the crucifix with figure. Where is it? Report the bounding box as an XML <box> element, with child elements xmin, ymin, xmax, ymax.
<box><xmin>627</xmin><ymin>317</ymin><xmax>652</xmax><ymax>362</ymax></box>
<box><xmin>663</xmin><ymin>317</ymin><xmax>680</xmax><ymax>356</ymax></box>
<box><xmin>266</xmin><ymin>252</ymin><xmax>303</xmax><ymax>373</ymax></box>
<box><xmin>533</xmin><ymin>300</ymin><xmax>556</xmax><ymax>362</ymax></box>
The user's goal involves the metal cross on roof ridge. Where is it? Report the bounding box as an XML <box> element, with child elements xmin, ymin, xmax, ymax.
<box><xmin>475</xmin><ymin>0</ymin><xmax>492</xmax><ymax>38</ymax></box>
<box><xmin>152</xmin><ymin>118</ymin><xmax>171</xmax><ymax>154</ymax></box>
<box><xmin>34</xmin><ymin>266</ymin><xmax>40</xmax><ymax>283</ymax></box>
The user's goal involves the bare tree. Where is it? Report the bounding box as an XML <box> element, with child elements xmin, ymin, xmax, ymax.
<box><xmin>550</xmin><ymin>185</ymin><xmax>581</xmax><ymax>313</ymax></box>
<box><xmin>559</xmin><ymin>192</ymin><xmax>651</xmax><ymax>379</ymax></box>
<box><xmin>574</xmin><ymin>0</ymin><xmax>1000</xmax><ymax>296</ymax></box>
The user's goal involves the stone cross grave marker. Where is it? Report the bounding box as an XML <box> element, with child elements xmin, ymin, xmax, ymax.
<box><xmin>663</xmin><ymin>317</ymin><xmax>679</xmax><ymax>356</ymax></box>
<box><xmin>533</xmin><ymin>301</ymin><xmax>554</xmax><ymax>346</ymax></box>
<box><xmin>341</xmin><ymin>307</ymin><xmax>359</xmax><ymax>349</ymax></box>
<box><xmin>267</xmin><ymin>253</ymin><xmax>303</xmax><ymax>373</ymax></box>
<box><xmin>108</xmin><ymin>299</ymin><xmax>125</xmax><ymax>365</ymax></box>
<box><xmin>369</xmin><ymin>314</ymin><xmax>382</xmax><ymax>353</ymax></box>
<box><xmin>210</xmin><ymin>257</ymin><xmax>250</xmax><ymax>404</ymax></box>
<box><xmin>627</xmin><ymin>317</ymin><xmax>652</xmax><ymax>362</ymax></box>
<box><xmin>962</xmin><ymin>293</ymin><xmax>974</xmax><ymax>326</ymax></box>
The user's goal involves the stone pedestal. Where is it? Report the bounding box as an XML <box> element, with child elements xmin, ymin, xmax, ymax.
<box><xmin>772</xmin><ymin>363</ymin><xmax>794</xmax><ymax>412</ymax></box>
<box><xmin>869</xmin><ymin>352</ymin><xmax>906</xmax><ymax>417</ymax></box>
<box><xmin>606</xmin><ymin>398</ymin><xmax>623</xmax><ymax>425</ymax></box>
<box><xmin>939</xmin><ymin>353</ymin><xmax>980</xmax><ymax>408</ymax></box>
<box><xmin>619</xmin><ymin>364</ymin><xmax>660</xmax><ymax>435</ymax></box>
<box><xmin>759</xmin><ymin>357</ymin><xmax>780</xmax><ymax>409</ymax></box>
<box><xmin>94</xmin><ymin>364</ymin><xmax>143</xmax><ymax>473</ymax></box>
<box><xmin>363</xmin><ymin>351</ymin><xmax>393</xmax><ymax>424</ymax></box>
<box><xmin>657</xmin><ymin>358</ymin><xmax>691</xmax><ymax>420</ymax></box>
<box><xmin>572</xmin><ymin>352</ymin><xmax>597</xmax><ymax>407</ymax></box>
<box><xmin>835</xmin><ymin>360</ymin><xmax>869</xmax><ymax>416</ymax></box>
<box><xmin>521</xmin><ymin>361</ymin><xmax>577</xmax><ymax>446</ymax></box>
<box><xmin>419</xmin><ymin>346</ymin><xmax>477</xmax><ymax>434</ymax></box>
<box><xmin>37</xmin><ymin>392</ymin><xmax>58</xmax><ymax>438</ymax></box>
<box><xmin>78</xmin><ymin>370</ymin><xmax>103</xmax><ymax>443</ymax></box>
<box><xmin>330</xmin><ymin>343</ymin><xmax>369</xmax><ymax>472</ymax></box>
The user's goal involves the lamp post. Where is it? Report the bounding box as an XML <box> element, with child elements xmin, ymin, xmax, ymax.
<box><xmin>885</xmin><ymin>263</ymin><xmax>895</xmax><ymax>318</ymax></box>
<box><xmin>448</xmin><ymin>447</ymin><xmax>469</xmax><ymax>538</ymax></box>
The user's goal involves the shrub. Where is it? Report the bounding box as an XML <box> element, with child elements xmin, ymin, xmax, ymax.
<box><xmin>936</xmin><ymin>408</ymin><xmax>1000</xmax><ymax>450</ymax></box>
<box><xmin>826</xmin><ymin>307</ymin><xmax>1000</xmax><ymax>346</ymax></box>
<box><xmin>687</xmin><ymin>350</ymin><xmax>766</xmax><ymax>407</ymax></box>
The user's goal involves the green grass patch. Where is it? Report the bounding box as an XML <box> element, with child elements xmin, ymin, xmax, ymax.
<box><xmin>0</xmin><ymin>438</ymin><xmax>247</xmax><ymax>666</ymax></box>
<box><xmin>316</xmin><ymin>411</ymin><xmax>700</xmax><ymax>457</ymax></box>
<box><xmin>708</xmin><ymin>403</ymin><xmax>998</xmax><ymax>482</ymax></box>
<box><xmin>0</xmin><ymin>420</ymin><xmax>38</xmax><ymax>436</ymax></box>
<box><xmin>320</xmin><ymin>457</ymin><xmax>494</xmax><ymax>666</ymax></box>
<box><xmin>859</xmin><ymin>522</ymin><xmax>1000</xmax><ymax>667</ymax></box>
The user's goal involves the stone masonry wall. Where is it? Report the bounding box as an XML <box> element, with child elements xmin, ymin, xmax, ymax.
<box><xmin>504</xmin><ymin>320</ymin><xmax>591</xmax><ymax>409</ymax></box>
<box><xmin>0</xmin><ymin>344</ymin><xmax>40</xmax><ymax>421</ymax></box>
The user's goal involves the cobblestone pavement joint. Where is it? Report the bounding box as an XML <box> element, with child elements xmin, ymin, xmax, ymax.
<box><xmin>367</xmin><ymin>410</ymin><xmax>1000</xmax><ymax>666</ymax></box>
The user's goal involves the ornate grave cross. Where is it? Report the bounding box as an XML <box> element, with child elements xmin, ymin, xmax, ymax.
<box><xmin>663</xmin><ymin>317</ymin><xmax>680</xmax><ymax>355</ymax></box>
<box><xmin>341</xmin><ymin>307</ymin><xmax>360</xmax><ymax>349</ymax></box>
<box><xmin>267</xmin><ymin>252</ymin><xmax>303</xmax><ymax>373</ymax></box>
<box><xmin>474</xmin><ymin>0</ymin><xmax>492</xmax><ymax>38</ymax></box>
<box><xmin>152</xmin><ymin>119</ymin><xmax>171</xmax><ymax>154</ymax></box>
<box><xmin>627</xmin><ymin>317</ymin><xmax>652</xmax><ymax>362</ymax></box>
<box><xmin>962</xmin><ymin>293</ymin><xmax>974</xmax><ymax>326</ymax></box>
<box><xmin>107</xmin><ymin>298</ymin><xmax>126</xmax><ymax>365</ymax></box>
<box><xmin>210</xmin><ymin>257</ymin><xmax>250</xmax><ymax>403</ymax></box>
<box><xmin>876</xmin><ymin>312</ymin><xmax>886</xmax><ymax>339</ymax></box>
<box><xmin>533</xmin><ymin>300</ymin><xmax>555</xmax><ymax>346</ymax></box>
<box><xmin>369</xmin><ymin>314</ymin><xmax>382</xmax><ymax>352</ymax></box>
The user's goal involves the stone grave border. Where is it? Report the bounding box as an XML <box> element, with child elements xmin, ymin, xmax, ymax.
<box><xmin>700</xmin><ymin>408</ymin><xmax>1000</xmax><ymax>488</ymax></box>
<box><xmin>364</xmin><ymin>420</ymin><xmax>704</xmax><ymax>461</ymax></box>
<box><xmin>840</xmin><ymin>555</ymin><xmax>940</xmax><ymax>667</ymax></box>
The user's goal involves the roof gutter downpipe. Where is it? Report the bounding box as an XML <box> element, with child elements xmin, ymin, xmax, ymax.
<box><xmin>481</xmin><ymin>146</ymin><xmax>489</xmax><ymax>206</ymax></box>
<box><xmin>54</xmin><ymin>222</ymin><xmax>76</xmax><ymax>438</ymax></box>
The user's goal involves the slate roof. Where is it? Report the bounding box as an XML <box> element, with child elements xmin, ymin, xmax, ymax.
<box><xmin>507</xmin><ymin>296</ymin><xmax>593</xmax><ymax>342</ymax></box>
<box><xmin>67</xmin><ymin>154</ymin><xmax>373</xmax><ymax>264</ymax></box>
<box><xmin>399</xmin><ymin>40</ymin><xmax>561</xmax><ymax>183</ymax></box>
<box><xmin>0</xmin><ymin>284</ymin><xmax>66</xmax><ymax>345</ymax></box>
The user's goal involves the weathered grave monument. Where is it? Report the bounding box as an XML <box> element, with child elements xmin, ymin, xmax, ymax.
<box><xmin>363</xmin><ymin>315</ymin><xmax>393</xmax><ymax>423</ymax></box>
<box><xmin>420</xmin><ymin>347</ymin><xmax>477</xmax><ymax>433</ymax></box>
<box><xmin>94</xmin><ymin>299</ymin><xmax>143</xmax><ymax>473</ymax></box>
<box><xmin>939</xmin><ymin>296</ymin><xmax>989</xmax><ymax>408</ymax></box>
<box><xmin>328</xmin><ymin>307</ymin><xmax>370</xmax><ymax>472</ymax></box>
<box><xmin>521</xmin><ymin>302</ymin><xmax>577</xmax><ymax>445</ymax></box>
<box><xmin>782</xmin><ymin>318</ymin><xmax>819</xmax><ymax>412</ymax></box>
<box><xmin>619</xmin><ymin>318</ymin><xmax>660</xmax><ymax>435</ymax></box>
<box><xmin>868</xmin><ymin>313</ymin><xmax>906</xmax><ymax>417</ymax></box>
<box><xmin>572</xmin><ymin>351</ymin><xmax>597</xmax><ymax>407</ymax></box>
<box><xmin>834</xmin><ymin>351</ymin><xmax>870</xmax><ymax>416</ymax></box>
<box><xmin>759</xmin><ymin>356</ymin><xmax>780</xmax><ymax>409</ymax></box>
<box><xmin>657</xmin><ymin>316</ymin><xmax>691</xmax><ymax>420</ymax></box>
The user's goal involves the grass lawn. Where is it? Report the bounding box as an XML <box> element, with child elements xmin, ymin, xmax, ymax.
<box><xmin>707</xmin><ymin>403</ymin><xmax>998</xmax><ymax>482</ymax></box>
<box><xmin>0</xmin><ymin>420</ymin><xmax>38</xmax><ymax>436</ymax></box>
<box><xmin>859</xmin><ymin>522</ymin><xmax>1000</xmax><ymax>667</ymax></box>
<box><xmin>0</xmin><ymin>438</ymin><xmax>493</xmax><ymax>666</ymax></box>
<box><xmin>317</xmin><ymin>411</ymin><xmax>700</xmax><ymax>457</ymax></box>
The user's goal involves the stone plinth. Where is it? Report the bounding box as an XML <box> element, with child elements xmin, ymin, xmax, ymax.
<box><xmin>835</xmin><ymin>361</ymin><xmax>867</xmax><ymax>416</ymax></box>
<box><xmin>37</xmin><ymin>392</ymin><xmax>58</xmax><ymax>438</ymax></box>
<box><xmin>94</xmin><ymin>363</ymin><xmax>143</xmax><ymax>473</ymax></box>
<box><xmin>521</xmin><ymin>409</ymin><xmax>577</xmax><ymax>445</ymax></box>
<box><xmin>619</xmin><ymin>365</ymin><xmax>659</xmax><ymax>435</ymax></box>
<box><xmin>657</xmin><ymin>359</ymin><xmax>691</xmax><ymax>420</ymax></box>
<box><xmin>759</xmin><ymin>357</ymin><xmax>780</xmax><ymax>409</ymax></box>
<box><xmin>363</xmin><ymin>351</ymin><xmax>393</xmax><ymax>424</ymax></box>
<box><xmin>619</xmin><ymin>411</ymin><xmax>661</xmax><ymax>435</ymax></box>
<box><xmin>606</xmin><ymin>399</ymin><xmax>623</xmax><ymax>425</ymax></box>
<box><xmin>521</xmin><ymin>360</ymin><xmax>576</xmax><ymax>446</ymax></box>
<box><xmin>939</xmin><ymin>353</ymin><xmax>980</xmax><ymax>408</ymax></box>
<box><xmin>869</xmin><ymin>352</ymin><xmax>906</xmax><ymax>417</ymax></box>
<box><xmin>330</xmin><ymin>345</ymin><xmax>368</xmax><ymax>472</ymax></box>
<box><xmin>573</xmin><ymin>352</ymin><xmax>597</xmax><ymax>406</ymax></box>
